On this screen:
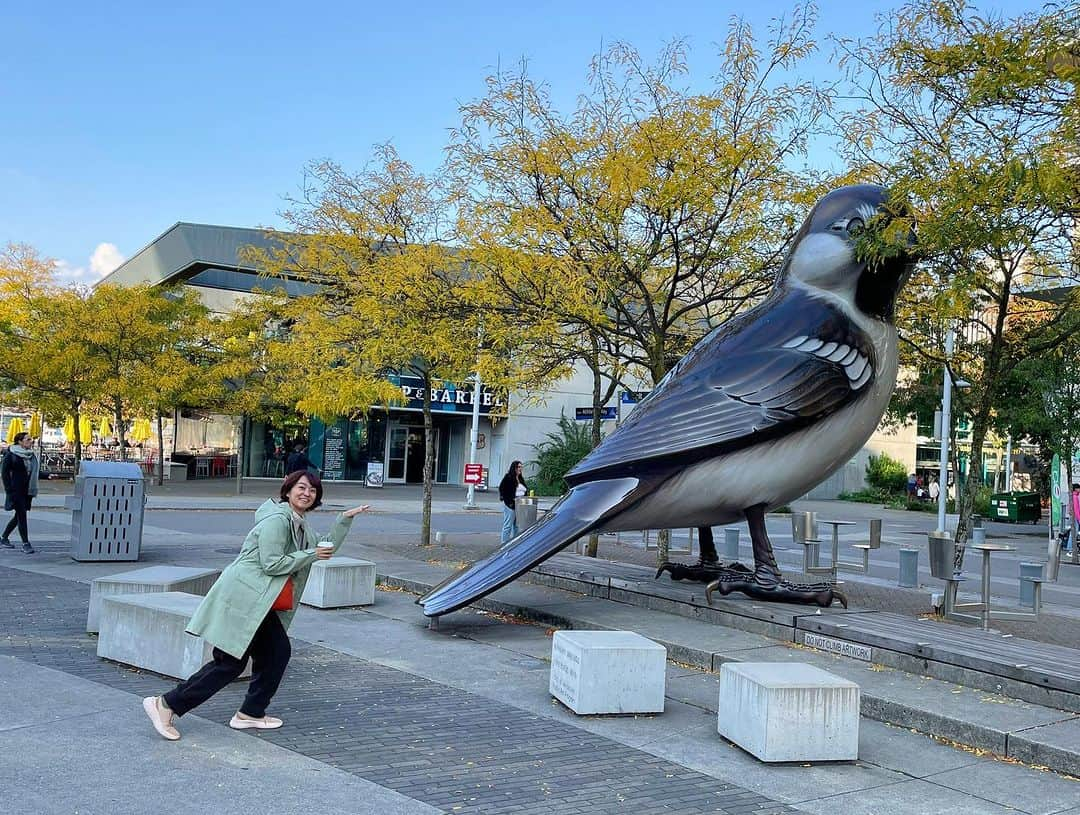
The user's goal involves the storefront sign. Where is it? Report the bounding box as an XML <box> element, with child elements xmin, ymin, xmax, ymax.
<box><xmin>575</xmin><ymin>406</ymin><xmax>617</xmax><ymax>421</ymax></box>
<box><xmin>322</xmin><ymin>424</ymin><xmax>346</xmax><ymax>481</ymax></box>
<box><xmin>393</xmin><ymin>375</ymin><xmax>504</xmax><ymax>415</ymax></box>
<box><xmin>464</xmin><ymin>463</ymin><xmax>483</xmax><ymax>485</ymax></box>
<box><xmin>365</xmin><ymin>461</ymin><xmax>384</xmax><ymax>488</ymax></box>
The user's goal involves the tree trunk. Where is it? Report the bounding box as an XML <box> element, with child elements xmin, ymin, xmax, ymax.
<box><xmin>155</xmin><ymin>410</ymin><xmax>165</xmax><ymax>486</ymax></box>
<box><xmin>420</xmin><ymin>373</ymin><xmax>433</xmax><ymax>547</ymax></box>
<box><xmin>585</xmin><ymin>350</ymin><xmax>603</xmax><ymax>558</ymax></box>
<box><xmin>656</xmin><ymin>528</ymin><xmax>671</xmax><ymax>565</ymax></box>
<box><xmin>954</xmin><ymin>401</ymin><xmax>992</xmax><ymax>572</ymax></box>
<box><xmin>113</xmin><ymin>395</ymin><xmax>126</xmax><ymax>461</ymax></box>
<box><xmin>72</xmin><ymin>405</ymin><xmax>83</xmax><ymax>475</ymax></box>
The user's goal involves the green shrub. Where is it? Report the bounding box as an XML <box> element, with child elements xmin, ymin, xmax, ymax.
<box><xmin>530</xmin><ymin>413</ymin><xmax>597</xmax><ymax>496</ymax></box>
<box><xmin>866</xmin><ymin>452</ymin><xmax>908</xmax><ymax>493</ymax></box>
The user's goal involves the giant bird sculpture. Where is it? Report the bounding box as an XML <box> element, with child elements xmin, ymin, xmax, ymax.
<box><xmin>420</xmin><ymin>184</ymin><xmax>916</xmax><ymax>617</ymax></box>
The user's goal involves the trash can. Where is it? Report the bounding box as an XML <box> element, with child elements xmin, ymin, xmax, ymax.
<box><xmin>989</xmin><ymin>492</ymin><xmax>1041</xmax><ymax>523</ymax></box>
<box><xmin>515</xmin><ymin>495</ymin><xmax>538</xmax><ymax>532</ymax></box>
<box><xmin>927</xmin><ymin>531</ymin><xmax>954</xmax><ymax>580</ymax></box>
<box><xmin>65</xmin><ymin>461</ymin><xmax>146</xmax><ymax>562</ymax></box>
<box><xmin>723</xmin><ymin>527</ymin><xmax>741</xmax><ymax>559</ymax></box>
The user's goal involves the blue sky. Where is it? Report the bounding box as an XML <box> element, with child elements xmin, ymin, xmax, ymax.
<box><xmin>1</xmin><ymin>0</ymin><xmax>1039</xmax><ymax>283</ymax></box>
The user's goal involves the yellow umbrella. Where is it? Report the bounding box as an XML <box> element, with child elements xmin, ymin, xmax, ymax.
<box><xmin>63</xmin><ymin>416</ymin><xmax>75</xmax><ymax>442</ymax></box>
<box><xmin>98</xmin><ymin>416</ymin><xmax>112</xmax><ymax>438</ymax></box>
<box><xmin>131</xmin><ymin>419</ymin><xmax>151</xmax><ymax>443</ymax></box>
<box><xmin>29</xmin><ymin>414</ymin><xmax>42</xmax><ymax>438</ymax></box>
<box><xmin>5</xmin><ymin>417</ymin><xmax>24</xmax><ymax>444</ymax></box>
<box><xmin>79</xmin><ymin>416</ymin><xmax>93</xmax><ymax>444</ymax></box>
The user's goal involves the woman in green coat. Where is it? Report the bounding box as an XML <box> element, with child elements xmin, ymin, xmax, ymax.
<box><xmin>143</xmin><ymin>470</ymin><xmax>369</xmax><ymax>741</ymax></box>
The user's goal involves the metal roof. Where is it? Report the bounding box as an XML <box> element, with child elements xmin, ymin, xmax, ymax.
<box><xmin>97</xmin><ymin>222</ymin><xmax>284</xmax><ymax>288</ymax></box>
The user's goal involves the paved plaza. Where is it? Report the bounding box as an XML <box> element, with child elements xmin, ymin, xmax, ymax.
<box><xmin>1</xmin><ymin>479</ymin><xmax>1077</xmax><ymax>814</ymax></box>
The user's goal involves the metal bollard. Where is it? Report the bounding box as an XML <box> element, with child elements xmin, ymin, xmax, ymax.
<box><xmin>723</xmin><ymin>528</ymin><xmax>740</xmax><ymax>559</ymax></box>
<box><xmin>898</xmin><ymin>549</ymin><xmax>919</xmax><ymax>588</ymax></box>
<box><xmin>1019</xmin><ymin>562</ymin><xmax>1043</xmax><ymax>608</ymax></box>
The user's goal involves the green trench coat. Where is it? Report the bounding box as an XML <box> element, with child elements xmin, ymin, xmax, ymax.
<box><xmin>186</xmin><ymin>499</ymin><xmax>354</xmax><ymax>659</ymax></box>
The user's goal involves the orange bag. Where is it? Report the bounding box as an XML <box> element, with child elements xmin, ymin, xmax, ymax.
<box><xmin>271</xmin><ymin>576</ymin><xmax>294</xmax><ymax>611</ymax></box>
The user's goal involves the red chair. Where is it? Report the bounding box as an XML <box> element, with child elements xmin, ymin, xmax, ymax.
<box><xmin>211</xmin><ymin>456</ymin><xmax>227</xmax><ymax>477</ymax></box>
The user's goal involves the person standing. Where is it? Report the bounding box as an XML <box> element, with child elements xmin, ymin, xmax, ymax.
<box><xmin>1</xmin><ymin>432</ymin><xmax>38</xmax><ymax>554</ymax></box>
<box><xmin>142</xmin><ymin>471</ymin><xmax>370</xmax><ymax>740</ymax></box>
<box><xmin>498</xmin><ymin>460</ymin><xmax>528</xmax><ymax>544</ymax></box>
<box><xmin>928</xmin><ymin>477</ymin><xmax>940</xmax><ymax>502</ymax></box>
<box><xmin>285</xmin><ymin>441</ymin><xmax>313</xmax><ymax>475</ymax></box>
<box><xmin>1067</xmin><ymin>483</ymin><xmax>1080</xmax><ymax>554</ymax></box>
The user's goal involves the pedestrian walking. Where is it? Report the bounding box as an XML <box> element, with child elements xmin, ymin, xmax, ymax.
<box><xmin>142</xmin><ymin>471</ymin><xmax>370</xmax><ymax>740</ymax></box>
<box><xmin>498</xmin><ymin>460</ymin><xmax>528</xmax><ymax>544</ymax></box>
<box><xmin>0</xmin><ymin>432</ymin><xmax>38</xmax><ymax>554</ymax></box>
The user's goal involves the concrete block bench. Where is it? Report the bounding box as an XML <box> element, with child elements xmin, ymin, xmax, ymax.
<box><xmin>300</xmin><ymin>557</ymin><xmax>376</xmax><ymax>609</ymax></box>
<box><xmin>717</xmin><ymin>662</ymin><xmax>859</xmax><ymax>762</ymax></box>
<box><xmin>97</xmin><ymin>592</ymin><xmax>249</xmax><ymax>680</ymax></box>
<box><xmin>87</xmin><ymin>566</ymin><xmax>221</xmax><ymax>633</ymax></box>
<box><xmin>549</xmin><ymin>630</ymin><xmax>666</xmax><ymax>715</ymax></box>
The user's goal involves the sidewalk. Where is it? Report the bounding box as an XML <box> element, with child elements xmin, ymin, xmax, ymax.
<box><xmin>1</xmin><ymin>508</ymin><xmax>1079</xmax><ymax>813</ymax></box>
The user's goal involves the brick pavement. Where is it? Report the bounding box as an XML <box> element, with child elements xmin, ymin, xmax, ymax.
<box><xmin>0</xmin><ymin>565</ymin><xmax>796</xmax><ymax>815</ymax></box>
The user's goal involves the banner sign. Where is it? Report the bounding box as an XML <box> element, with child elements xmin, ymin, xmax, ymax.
<box><xmin>620</xmin><ymin>390</ymin><xmax>650</xmax><ymax>404</ymax></box>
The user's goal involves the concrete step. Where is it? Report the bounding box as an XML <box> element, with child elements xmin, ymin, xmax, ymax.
<box><xmin>366</xmin><ymin>552</ymin><xmax>1080</xmax><ymax>778</ymax></box>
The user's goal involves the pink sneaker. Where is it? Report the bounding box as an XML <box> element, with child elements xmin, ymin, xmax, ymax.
<box><xmin>142</xmin><ymin>696</ymin><xmax>180</xmax><ymax>741</ymax></box>
<box><xmin>229</xmin><ymin>713</ymin><xmax>283</xmax><ymax>730</ymax></box>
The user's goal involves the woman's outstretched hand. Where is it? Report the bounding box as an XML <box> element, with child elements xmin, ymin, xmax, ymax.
<box><xmin>342</xmin><ymin>505</ymin><xmax>371</xmax><ymax>519</ymax></box>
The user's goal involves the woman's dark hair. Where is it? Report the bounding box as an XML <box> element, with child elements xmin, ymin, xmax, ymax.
<box><xmin>12</xmin><ymin>432</ymin><xmax>29</xmax><ymax>446</ymax></box>
<box><xmin>504</xmin><ymin>460</ymin><xmax>522</xmax><ymax>478</ymax></box>
<box><xmin>280</xmin><ymin>469</ymin><xmax>323</xmax><ymax>509</ymax></box>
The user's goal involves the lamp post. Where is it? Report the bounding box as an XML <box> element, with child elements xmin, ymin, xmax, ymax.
<box><xmin>936</xmin><ymin>329</ymin><xmax>955</xmax><ymax>533</ymax></box>
<box><xmin>464</xmin><ymin>371</ymin><xmax>482</xmax><ymax>509</ymax></box>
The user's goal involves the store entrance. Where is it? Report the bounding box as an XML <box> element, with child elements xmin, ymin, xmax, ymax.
<box><xmin>386</xmin><ymin>421</ymin><xmax>438</xmax><ymax>484</ymax></box>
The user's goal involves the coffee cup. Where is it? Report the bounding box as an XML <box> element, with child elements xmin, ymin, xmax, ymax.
<box><xmin>317</xmin><ymin>541</ymin><xmax>334</xmax><ymax>554</ymax></box>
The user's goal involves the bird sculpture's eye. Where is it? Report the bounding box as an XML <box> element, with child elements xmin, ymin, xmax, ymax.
<box><xmin>847</xmin><ymin>217</ymin><xmax>865</xmax><ymax>236</ymax></box>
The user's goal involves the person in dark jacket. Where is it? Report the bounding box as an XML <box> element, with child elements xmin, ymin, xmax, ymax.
<box><xmin>285</xmin><ymin>442</ymin><xmax>313</xmax><ymax>475</ymax></box>
<box><xmin>498</xmin><ymin>460</ymin><xmax>527</xmax><ymax>544</ymax></box>
<box><xmin>1</xmin><ymin>432</ymin><xmax>39</xmax><ymax>554</ymax></box>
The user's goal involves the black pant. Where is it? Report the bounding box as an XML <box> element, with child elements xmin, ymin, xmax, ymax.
<box><xmin>3</xmin><ymin>506</ymin><xmax>28</xmax><ymax>543</ymax></box>
<box><xmin>164</xmin><ymin>612</ymin><xmax>291</xmax><ymax>718</ymax></box>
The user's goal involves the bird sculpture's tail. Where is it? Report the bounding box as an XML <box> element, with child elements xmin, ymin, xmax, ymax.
<box><xmin>418</xmin><ymin>477</ymin><xmax>642</xmax><ymax>617</ymax></box>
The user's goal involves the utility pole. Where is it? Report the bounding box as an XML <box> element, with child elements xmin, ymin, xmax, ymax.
<box><xmin>937</xmin><ymin>328</ymin><xmax>955</xmax><ymax>533</ymax></box>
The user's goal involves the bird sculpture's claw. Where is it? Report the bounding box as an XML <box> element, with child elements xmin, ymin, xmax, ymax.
<box><xmin>705</xmin><ymin>571</ymin><xmax>847</xmax><ymax>608</ymax></box>
<box><xmin>656</xmin><ymin>559</ymin><xmax>752</xmax><ymax>583</ymax></box>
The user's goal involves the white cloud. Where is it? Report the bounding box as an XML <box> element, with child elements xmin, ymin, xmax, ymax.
<box><xmin>89</xmin><ymin>242</ymin><xmax>124</xmax><ymax>277</ymax></box>
<box><xmin>53</xmin><ymin>242</ymin><xmax>126</xmax><ymax>286</ymax></box>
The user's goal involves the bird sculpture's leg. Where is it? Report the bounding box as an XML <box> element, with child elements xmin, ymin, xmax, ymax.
<box><xmin>655</xmin><ymin>526</ymin><xmax>751</xmax><ymax>583</ymax></box>
<box><xmin>704</xmin><ymin>505</ymin><xmax>847</xmax><ymax>608</ymax></box>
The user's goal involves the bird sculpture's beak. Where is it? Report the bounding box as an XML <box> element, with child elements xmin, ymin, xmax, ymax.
<box><xmin>853</xmin><ymin>205</ymin><xmax>917</xmax><ymax>322</ymax></box>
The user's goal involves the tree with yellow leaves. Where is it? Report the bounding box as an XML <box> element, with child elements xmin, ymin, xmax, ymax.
<box><xmin>450</xmin><ymin>19</ymin><xmax>830</xmax><ymax>561</ymax></box>
<box><xmin>0</xmin><ymin>243</ymin><xmax>106</xmax><ymax>468</ymax></box>
<box><xmin>834</xmin><ymin>0</ymin><xmax>1079</xmax><ymax>567</ymax></box>
<box><xmin>248</xmin><ymin>145</ymin><xmax>562</xmax><ymax>545</ymax></box>
<box><xmin>82</xmin><ymin>283</ymin><xmax>211</xmax><ymax>463</ymax></box>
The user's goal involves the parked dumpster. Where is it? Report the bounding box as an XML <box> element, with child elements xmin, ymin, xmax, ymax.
<box><xmin>65</xmin><ymin>461</ymin><xmax>146</xmax><ymax>562</ymax></box>
<box><xmin>989</xmin><ymin>492</ymin><xmax>1041</xmax><ymax>523</ymax></box>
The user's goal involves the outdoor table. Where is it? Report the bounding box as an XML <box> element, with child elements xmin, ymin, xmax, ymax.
<box><xmin>817</xmin><ymin>519</ymin><xmax>857</xmax><ymax>575</ymax></box>
<box><xmin>969</xmin><ymin>542</ymin><xmax>1015</xmax><ymax>630</ymax></box>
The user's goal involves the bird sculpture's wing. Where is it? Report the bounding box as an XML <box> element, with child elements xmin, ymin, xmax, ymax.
<box><xmin>568</xmin><ymin>292</ymin><xmax>876</xmax><ymax>482</ymax></box>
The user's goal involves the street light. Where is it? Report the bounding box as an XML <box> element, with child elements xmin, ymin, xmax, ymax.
<box><xmin>936</xmin><ymin>329</ymin><xmax>971</xmax><ymax>532</ymax></box>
